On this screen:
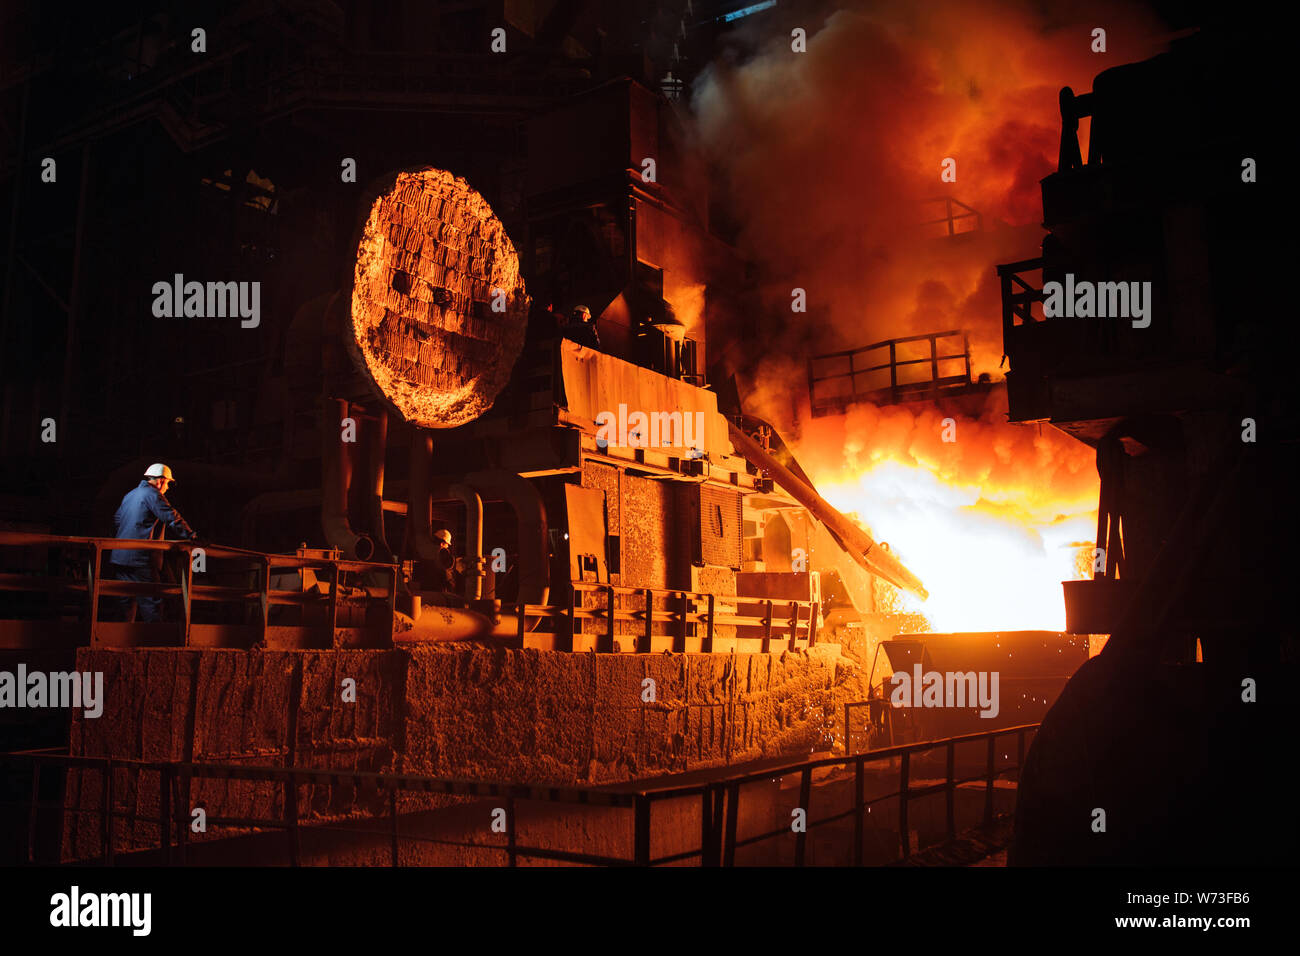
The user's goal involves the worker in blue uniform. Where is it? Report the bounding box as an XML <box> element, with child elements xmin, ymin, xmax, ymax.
<box><xmin>109</xmin><ymin>463</ymin><xmax>199</xmax><ymax>622</ymax></box>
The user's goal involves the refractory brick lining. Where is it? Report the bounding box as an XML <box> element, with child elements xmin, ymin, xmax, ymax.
<box><xmin>350</xmin><ymin>167</ymin><xmax>530</xmax><ymax>428</ymax></box>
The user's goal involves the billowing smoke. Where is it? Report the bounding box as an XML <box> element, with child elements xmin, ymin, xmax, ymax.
<box><xmin>688</xmin><ymin>1</ymin><xmax>1170</xmax><ymax>628</ymax></box>
<box><xmin>692</xmin><ymin>0</ymin><xmax>1168</xmax><ymax>413</ymax></box>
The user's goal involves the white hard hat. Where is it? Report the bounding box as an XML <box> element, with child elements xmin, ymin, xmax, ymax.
<box><xmin>433</xmin><ymin>528</ymin><xmax>452</xmax><ymax>546</ymax></box>
<box><xmin>144</xmin><ymin>463</ymin><xmax>175</xmax><ymax>481</ymax></box>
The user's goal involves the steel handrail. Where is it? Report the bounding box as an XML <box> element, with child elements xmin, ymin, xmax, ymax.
<box><xmin>0</xmin><ymin>532</ymin><xmax>398</xmax><ymax>648</ymax></box>
<box><xmin>1</xmin><ymin>721</ymin><xmax>1037</xmax><ymax>867</ymax></box>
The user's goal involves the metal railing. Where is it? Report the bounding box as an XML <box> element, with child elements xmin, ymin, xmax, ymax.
<box><xmin>844</xmin><ymin>698</ymin><xmax>896</xmax><ymax>754</ymax></box>
<box><xmin>1</xmin><ymin>723</ymin><xmax>1037</xmax><ymax>867</ymax></box>
<box><xmin>920</xmin><ymin>196</ymin><xmax>983</xmax><ymax>237</ymax></box>
<box><xmin>809</xmin><ymin>330</ymin><xmax>974</xmax><ymax>414</ymax></box>
<box><xmin>997</xmin><ymin>254</ymin><xmax>1163</xmax><ymax>375</ymax></box>
<box><xmin>0</xmin><ymin>533</ymin><xmax>816</xmax><ymax>654</ymax></box>
<box><xmin>507</xmin><ymin>581</ymin><xmax>817</xmax><ymax>653</ymax></box>
<box><xmin>0</xmin><ymin>532</ymin><xmax>397</xmax><ymax>649</ymax></box>
<box><xmin>997</xmin><ymin>257</ymin><xmax>1046</xmax><ymax>346</ymax></box>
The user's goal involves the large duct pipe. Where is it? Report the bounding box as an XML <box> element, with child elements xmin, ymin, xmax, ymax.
<box><xmin>322</xmin><ymin>397</ymin><xmax>374</xmax><ymax>561</ymax></box>
<box><xmin>406</xmin><ymin>430</ymin><xmax>438</xmax><ymax>561</ymax></box>
<box><xmin>727</xmin><ymin>422</ymin><xmax>929</xmax><ymax>600</ymax></box>
<box><xmin>464</xmin><ymin>469</ymin><xmax>550</xmax><ymax>605</ymax></box>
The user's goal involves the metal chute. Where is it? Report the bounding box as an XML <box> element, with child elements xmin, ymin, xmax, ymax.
<box><xmin>727</xmin><ymin>421</ymin><xmax>928</xmax><ymax>600</ymax></box>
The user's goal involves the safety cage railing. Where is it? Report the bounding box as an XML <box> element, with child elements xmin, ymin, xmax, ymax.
<box><xmin>997</xmin><ymin>257</ymin><xmax>1047</xmax><ymax>344</ymax></box>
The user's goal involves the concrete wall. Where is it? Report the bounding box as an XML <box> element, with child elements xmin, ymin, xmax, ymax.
<box><xmin>60</xmin><ymin>643</ymin><xmax>870</xmax><ymax>860</ymax></box>
<box><xmin>61</xmin><ymin>648</ymin><xmax>406</xmax><ymax>860</ymax></box>
<box><xmin>402</xmin><ymin>644</ymin><xmax>865</xmax><ymax>783</ymax></box>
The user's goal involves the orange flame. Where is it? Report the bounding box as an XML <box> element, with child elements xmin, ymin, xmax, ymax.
<box><xmin>793</xmin><ymin>393</ymin><xmax>1098</xmax><ymax>632</ymax></box>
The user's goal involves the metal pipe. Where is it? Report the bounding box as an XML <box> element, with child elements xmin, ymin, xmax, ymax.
<box><xmin>406</xmin><ymin>438</ymin><xmax>483</xmax><ymax>568</ymax></box>
<box><xmin>405</xmin><ymin>430</ymin><xmax>438</xmax><ymax>561</ymax></box>
<box><xmin>465</xmin><ymin>469</ymin><xmax>550</xmax><ymax>605</ymax></box>
<box><xmin>393</xmin><ymin>604</ymin><xmax>493</xmax><ymax>643</ymax></box>
<box><xmin>726</xmin><ymin>422</ymin><xmax>928</xmax><ymax>600</ymax></box>
<box><xmin>321</xmin><ymin>398</ymin><xmax>373</xmax><ymax>561</ymax></box>
<box><xmin>452</xmin><ymin>483</ymin><xmax>484</xmax><ymax>601</ymax></box>
<box><xmin>362</xmin><ymin>408</ymin><xmax>391</xmax><ymax>561</ymax></box>
<box><xmin>403</xmin><ymin>431</ymin><xmax>483</xmax><ymax>598</ymax></box>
